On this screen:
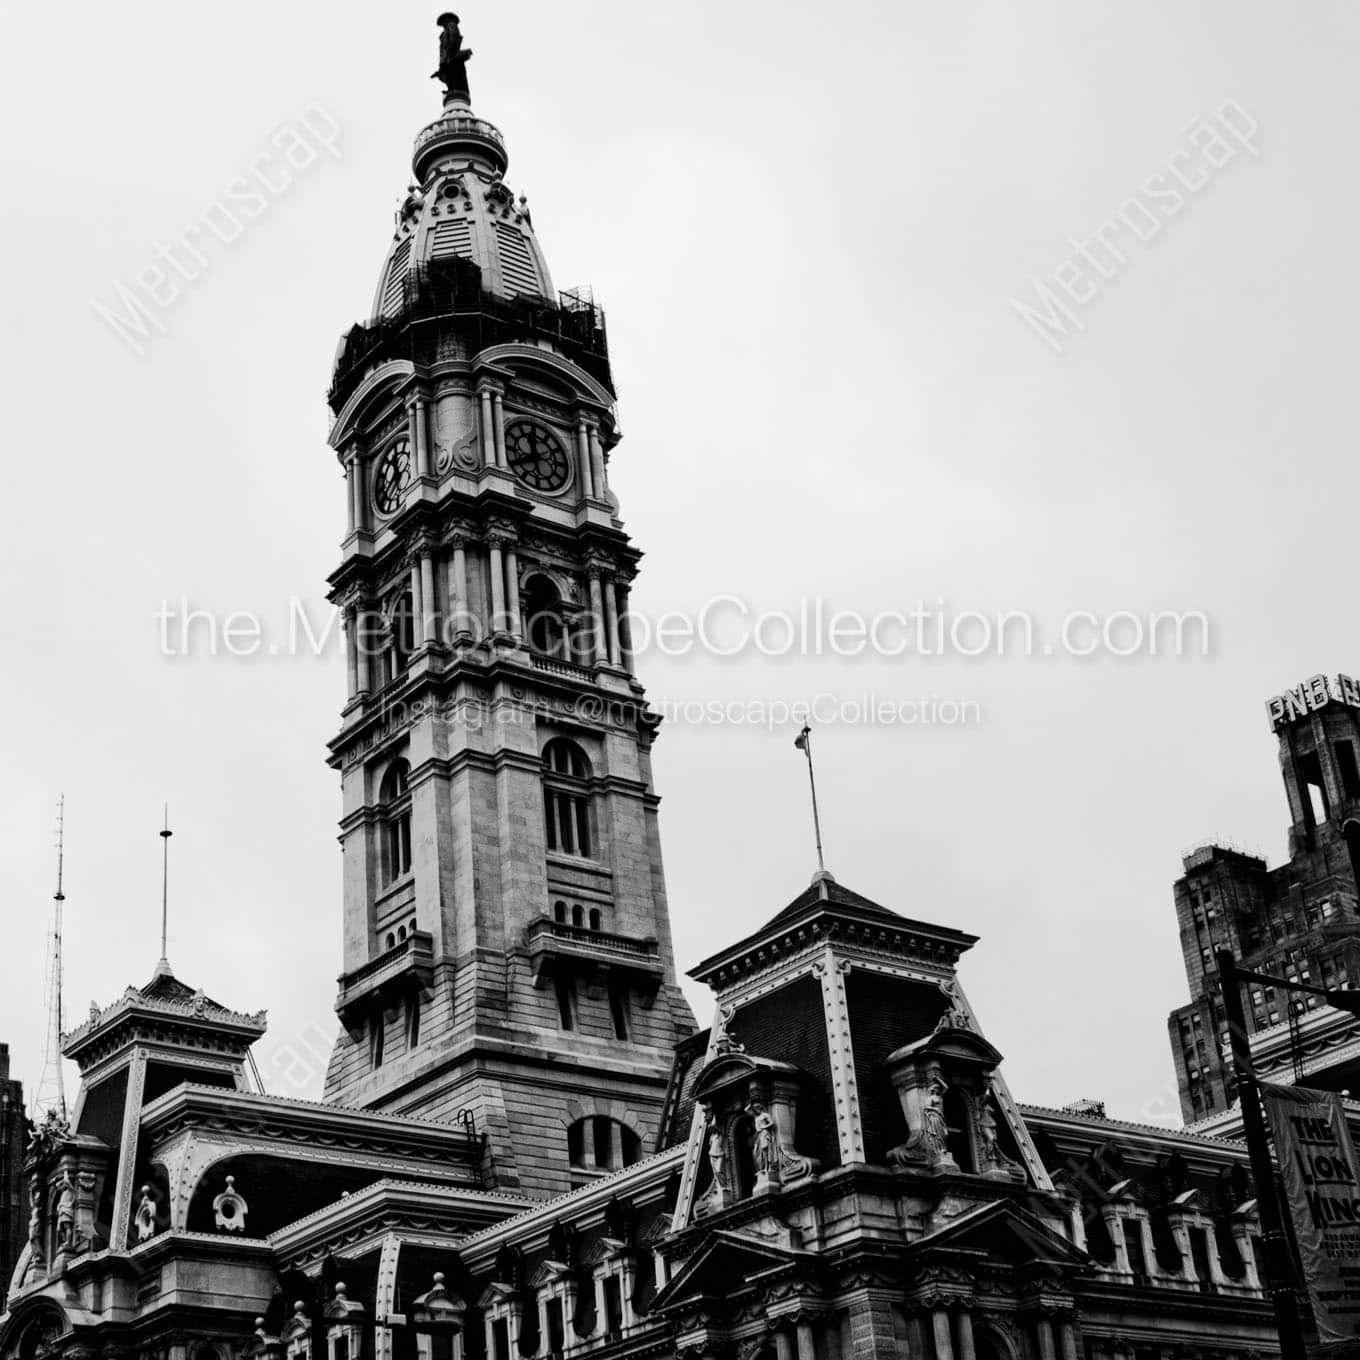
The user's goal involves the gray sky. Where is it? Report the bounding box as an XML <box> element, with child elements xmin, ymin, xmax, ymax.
<box><xmin>2</xmin><ymin>0</ymin><xmax>1355</xmax><ymax>1126</ymax></box>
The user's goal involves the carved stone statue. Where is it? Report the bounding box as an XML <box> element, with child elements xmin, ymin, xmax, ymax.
<box><xmin>27</xmin><ymin>1181</ymin><xmax>43</xmax><ymax>1261</ymax></box>
<box><xmin>748</xmin><ymin>1097</ymin><xmax>777</xmax><ymax>1176</ymax></box>
<box><xmin>920</xmin><ymin>1074</ymin><xmax>950</xmax><ymax>1155</ymax></box>
<box><xmin>433</xmin><ymin>14</ymin><xmax>473</xmax><ymax>102</ymax></box>
<box><xmin>55</xmin><ymin>1172</ymin><xmax>75</xmax><ymax>1249</ymax></box>
<box><xmin>888</xmin><ymin>1071</ymin><xmax>954</xmax><ymax>1169</ymax></box>
<box><xmin>706</xmin><ymin>1118</ymin><xmax>729</xmax><ymax>1194</ymax></box>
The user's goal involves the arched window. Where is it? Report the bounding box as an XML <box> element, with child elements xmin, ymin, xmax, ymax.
<box><xmin>589</xmin><ymin>908</ymin><xmax>601</xmax><ymax>932</ymax></box>
<box><xmin>380</xmin><ymin>758</ymin><xmax>412</xmax><ymax>883</ymax></box>
<box><xmin>567</xmin><ymin>1116</ymin><xmax>642</xmax><ymax>1173</ymax></box>
<box><xmin>523</xmin><ymin>576</ymin><xmax>570</xmax><ymax>659</ymax></box>
<box><xmin>542</xmin><ymin>739</ymin><xmax>592</xmax><ymax>858</ymax></box>
<box><xmin>386</xmin><ymin>932</ymin><xmax>396</xmax><ymax>950</ymax></box>
<box><xmin>572</xmin><ymin>904</ymin><xmax>584</xmax><ymax>928</ymax></box>
<box><xmin>554</xmin><ymin>901</ymin><xmax>567</xmax><ymax>923</ymax></box>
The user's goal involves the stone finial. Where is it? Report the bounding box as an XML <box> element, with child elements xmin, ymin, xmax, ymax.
<box><xmin>212</xmin><ymin>1174</ymin><xmax>249</xmax><ymax>1232</ymax></box>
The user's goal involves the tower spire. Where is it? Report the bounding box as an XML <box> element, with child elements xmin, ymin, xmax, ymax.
<box><xmin>794</xmin><ymin>725</ymin><xmax>833</xmax><ymax>888</ymax></box>
<box><xmin>156</xmin><ymin>805</ymin><xmax>173</xmax><ymax>976</ymax></box>
<box><xmin>34</xmin><ymin>796</ymin><xmax>68</xmax><ymax>1122</ymax></box>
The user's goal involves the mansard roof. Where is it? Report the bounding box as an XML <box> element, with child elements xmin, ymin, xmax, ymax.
<box><xmin>688</xmin><ymin>873</ymin><xmax>978</xmax><ymax>987</ymax></box>
<box><xmin>63</xmin><ymin>963</ymin><xmax>268</xmax><ymax>1067</ymax></box>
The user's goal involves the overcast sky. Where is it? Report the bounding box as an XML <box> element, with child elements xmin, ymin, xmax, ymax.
<box><xmin>1</xmin><ymin>1</ymin><xmax>1356</xmax><ymax>1127</ymax></box>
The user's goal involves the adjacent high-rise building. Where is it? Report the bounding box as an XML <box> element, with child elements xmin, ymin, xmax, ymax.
<box><xmin>318</xmin><ymin>29</ymin><xmax>695</xmax><ymax>1194</ymax></box>
<box><xmin>1168</xmin><ymin>672</ymin><xmax>1360</xmax><ymax>1122</ymax></box>
<box><xmin>0</xmin><ymin>1051</ymin><xmax>25</xmax><ymax>1301</ymax></box>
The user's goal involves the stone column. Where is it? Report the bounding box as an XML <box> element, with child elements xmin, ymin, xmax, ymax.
<box><xmin>410</xmin><ymin>394</ymin><xmax>431</xmax><ymax>479</ymax></box>
<box><xmin>773</xmin><ymin>1330</ymin><xmax>795</xmax><ymax>1360</ymax></box>
<box><xmin>1035</xmin><ymin>1318</ymin><xmax>1057</xmax><ymax>1360</ymax></box>
<box><xmin>603</xmin><ymin>579</ymin><xmax>621</xmax><ymax>666</ymax></box>
<box><xmin>931</xmin><ymin>1309</ymin><xmax>955</xmax><ymax>1360</ymax></box>
<box><xmin>447</xmin><ymin>537</ymin><xmax>471</xmax><ymax>639</ymax></box>
<box><xmin>589</xmin><ymin>425</ymin><xmax>608</xmax><ymax>497</ymax></box>
<box><xmin>480</xmin><ymin>388</ymin><xmax>496</xmax><ymax>468</ymax></box>
<box><xmin>588</xmin><ymin>570</ymin><xmax>606</xmax><ymax>665</ymax></box>
<box><xmin>795</xmin><ymin>1321</ymin><xmax>816</xmax><ymax>1360</ymax></box>
<box><xmin>348</xmin><ymin>446</ymin><xmax>366</xmax><ymax>534</ymax></box>
<box><xmin>344</xmin><ymin>608</ymin><xmax>359</xmax><ymax>697</ymax></box>
<box><xmin>1056</xmin><ymin>1319</ymin><xmax>1078</xmax><ymax>1360</ymax></box>
<box><xmin>492</xmin><ymin>392</ymin><xmax>507</xmax><ymax>469</ymax></box>
<box><xmin>488</xmin><ymin>541</ymin><xmax>507</xmax><ymax>635</ymax></box>
<box><xmin>355</xmin><ymin>603</ymin><xmax>372</xmax><ymax>694</ymax></box>
<box><xmin>955</xmin><ymin>1309</ymin><xmax>976</xmax><ymax>1360</ymax></box>
<box><xmin>505</xmin><ymin>546</ymin><xmax>522</xmax><ymax>640</ymax></box>
<box><xmin>420</xmin><ymin>551</ymin><xmax>437</xmax><ymax>647</ymax></box>
<box><xmin>576</xmin><ymin>418</ymin><xmax>595</xmax><ymax>499</ymax></box>
<box><xmin>344</xmin><ymin>453</ymin><xmax>358</xmax><ymax>535</ymax></box>
<box><xmin>410</xmin><ymin>559</ymin><xmax>426</xmax><ymax>648</ymax></box>
<box><xmin>616</xmin><ymin>586</ymin><xmax>635</xmax><ymax>674</ymax></box>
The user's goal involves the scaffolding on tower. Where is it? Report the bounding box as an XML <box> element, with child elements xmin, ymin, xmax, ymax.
<box><xmin>32</xmin><ymin>795</ymin><xmax>68</xmax><ymax>1126</ymax></box>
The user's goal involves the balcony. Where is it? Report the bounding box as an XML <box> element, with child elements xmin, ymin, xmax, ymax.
<box><xmin>524</xmin><ymin>917</ymin><xmax>663</xmax><ymax>1002</ymax></box>
<box><xmin>336</xmin><ymin>929</ymin><xmax>434</xmax><ymax>1026</ymax></box>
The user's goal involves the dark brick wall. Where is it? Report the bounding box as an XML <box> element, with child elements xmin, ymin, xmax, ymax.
<box><xmin>845</xmin><ymin>972</ymin><xmax>950</xmax><ymax>1163</ymax></box>
<box><xmin>731</xmin><ymin>977</ymin><xmax>839</xmax><ymax>1168</ymax></box>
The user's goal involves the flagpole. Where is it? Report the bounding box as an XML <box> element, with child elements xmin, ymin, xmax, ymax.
<box><xmin>796</xmin><ymin>724</ymin><xmax>826</xmax><ymax>875</ymax></box>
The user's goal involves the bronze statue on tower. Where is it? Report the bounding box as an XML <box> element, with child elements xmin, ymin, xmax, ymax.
<box><xmin>433</xmin><ymin>13</ymin><xmax>473</xmax><ymax>103</ymax></box>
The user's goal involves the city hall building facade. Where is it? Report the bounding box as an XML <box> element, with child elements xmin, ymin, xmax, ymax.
<box><xmin>0</xmin><ymin>21</ymin><xmax>1322</xmax><ymax>1360</ymax></box>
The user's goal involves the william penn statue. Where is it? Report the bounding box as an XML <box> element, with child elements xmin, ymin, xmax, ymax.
<box><xmin>434</xmin><ymin>13</ymin><xmax>473</xmax><ymax>103</ymax></box>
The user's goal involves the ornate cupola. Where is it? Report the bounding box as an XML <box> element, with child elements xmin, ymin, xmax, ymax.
<box><xmin>321</xmin><ymin>18</ymin><xmax>695</xmax><ymax>1197</ymax></box>
<box><xmin>367</xmin><ymin>12</ymin><xmax>555</xmax><ymax>320</ymax></box>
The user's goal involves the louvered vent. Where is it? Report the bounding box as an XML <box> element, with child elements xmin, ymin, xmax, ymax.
<box><xmin>381</xmin><ymin>238</ymin><xmax>412</xmax><ymax>315</ymax></box>
<box><xmin>494</xmin><ymin>223</ymin><xmax>542</xmax><ymax>297</ymax></box>
<box><xmin>430</xmin><ymin>218</ymin><xmax>473</xmax><ymax>260</ymax></box>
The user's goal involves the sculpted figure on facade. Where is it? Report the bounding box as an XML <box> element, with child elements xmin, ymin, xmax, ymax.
<box><xmin>54</xmin><ymin>1172</ymin><xmax>75</xmax><ymax>1250</ymax></box>
<box><xmin>27</xmin><ymin>1179</ymin><xmax>44</xmax><ymax>1263</ymax></box>
<box><xmin>748</xmin><ymin>1096</ymin><xmax>777</xmax><ymax>1177</ymax></box>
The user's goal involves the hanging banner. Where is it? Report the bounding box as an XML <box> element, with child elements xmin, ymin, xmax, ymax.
<box><xmin>1262</xmin><ymin>1082</ymin><xmax>1360</xmax><ymax>1344</ymax></box>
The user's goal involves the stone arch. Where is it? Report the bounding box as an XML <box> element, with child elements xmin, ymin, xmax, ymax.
<box><xmin>182</xmin><ymin>1150</ymin><xmax>387</xmax><ymax>1237</ymax></box>
<box><xmin>0</xmin><ymin>1297</ymin><xmax>70</xmax><ymax>1360</ymax></box>
<box><xmin>973</xmin><ymin>1321</ymin><xmax>1020</xmax><ymax>1360</ymax></box>
<box><xmin>330</xmin><ymin>361</ymin><xmax>415</xmax><ymax>449</ymax></box>
<box><xmin>477</xmin><ymin>344</ymin><xmax>614</xmax><ymax>410</ymax></box>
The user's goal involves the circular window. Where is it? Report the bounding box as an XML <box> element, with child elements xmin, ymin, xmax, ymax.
<box><xmin>373</xmin><ymin>439</ymin><xmax>413</xmax><ymax>515</ymax></box>
<box><xmin>505</xmin><ymin>422</ymin><xmax>571</xmax><ymax>493</ymax></box>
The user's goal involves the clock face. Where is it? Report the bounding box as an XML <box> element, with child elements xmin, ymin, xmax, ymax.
<box><xmin>506</xmin><ymin>422</ymin><xmax>571</xmax><ymax>493</ymax></box>
<box><xmin>374</xmin><ymin>440</ymin><xmax>413</xmax><ymax>515</ymax></box>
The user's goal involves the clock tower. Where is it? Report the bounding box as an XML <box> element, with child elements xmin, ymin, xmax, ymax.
<box><xmin>321</xmin><ymin>20</ymin><xmax>695</xmax><ymax>1196</ymax></box>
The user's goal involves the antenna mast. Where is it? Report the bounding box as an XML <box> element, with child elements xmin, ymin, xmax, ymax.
<box><xmin>34</xmin><ymin>796</ymin><xmax>68</xmax><ymax>1123</ymax></box>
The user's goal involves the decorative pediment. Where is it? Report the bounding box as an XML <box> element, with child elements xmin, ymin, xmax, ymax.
<box><xmin>281</xmin><ymin>1303</ymin><xmax>311</xmax><ymax>1346</ymax></box>
<box><xmin>887</xmin><ymin>1026</ymin><xmax>1004</xmax><ymax>1073</ymax></box>
<box><xmin>650</xmin><ymin>1231</ymin><xmax>820</xmax><ymax>1314</ymax></box>
<box><xmin>1169</xmin><ymin>1187</ymin><xmax>1210</xmax><ymax>1213</ymax></box>
<box><xmin>526</xmin><ymin>1259</ymin><xmax>572</xmax><ymax>1289</ymax></box>
<box><xmin>690</xmin><ymin>1053</ymin><xmax>799</xmax><ymax>1106</ymax></box>
<box><xmin>906</xmin><ymin>1200</ymin><xmax>1088</xmax><ymax>1272</ymax></box>
<box><xmin>580</xmin><ymin>1236</ymin><xmax>627</xmax><ymax>1267</ymax></box>
<box><xmin>475</xmin><ymin>1281</ymin><xmax>519</xmax><ymax>1310</ymax></box>
<box><xmin>1105</xmin><ymin>1177</ymin><xmax>1151</xmax><ymax>1206</ymax></box>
